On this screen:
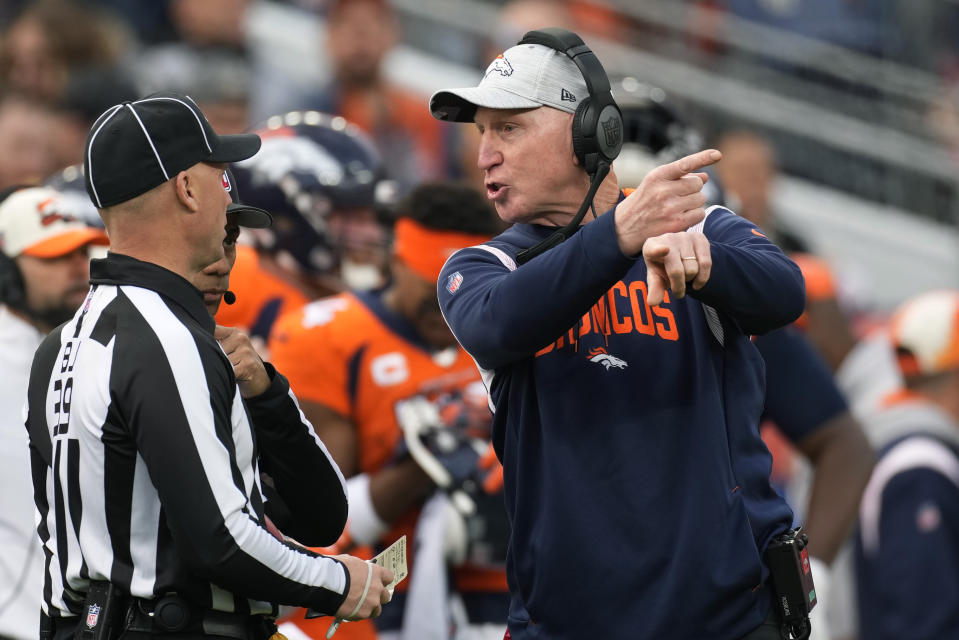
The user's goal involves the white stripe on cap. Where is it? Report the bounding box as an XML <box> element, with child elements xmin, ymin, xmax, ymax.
<box><xmin>134</xmin><ymin>96</ymin><xmax>212</xmax><ymax>154</ymax></box>
<box><xmin>85</xmin><ymin>104</ymin><xmax>125</xmax><ymax>208</ymax></box>
<box><xmin>125</xmin><ymin>104</ymin><xmax>169</xmax><ymax>181</ymax></box>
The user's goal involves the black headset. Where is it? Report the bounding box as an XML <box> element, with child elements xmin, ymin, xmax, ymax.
<box><xmin>518</xmin><ymin>27</ymin><xmax>623</xmax><ymax>177</ymax></box>
<box><xmin>0</xmin><ymin>185</ymin><xmax>30</xmax><ymax>310</ymax></box>
<box><xmin>0</xmin><ymin>252</ymin><xmax>26</xmax><ymax>309</ymax></box>
<box><xmin>514</xmin><ymin>28</ymin><xmax>623</xmax><ymax>265</ymax></box>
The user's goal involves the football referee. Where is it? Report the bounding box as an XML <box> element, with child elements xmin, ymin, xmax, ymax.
<box><xmin>24</xmin><ymin>92</ymin><xmax>392</xmax><ymax>640</ymax></box>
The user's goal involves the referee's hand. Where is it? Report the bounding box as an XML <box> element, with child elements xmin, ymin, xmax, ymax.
<box><xmin>215</xmin><ymin>325</ymin><xmax>270</xmax><ymax>397</ymax></box>
<box><xmin>333</xmin><ymin>554</ymin><xmax>394</xmax><ymax>620</ymax></box>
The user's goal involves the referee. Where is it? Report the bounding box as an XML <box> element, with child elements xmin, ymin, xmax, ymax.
<box><xmin>24</xmin><ymin>92</ymin><xmax>392</xmax><ymax>640</ymax></box>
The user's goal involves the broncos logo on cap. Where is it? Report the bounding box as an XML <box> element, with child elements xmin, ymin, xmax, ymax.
<box><xmin>486</xmin><ymin>54</ymin><xmax>514</xmax><ymax>78</ymax></box>
<box><xmin>588</xmin><ymin>347</ymin><xmax>628</xmax><ymax>370</ymax></box>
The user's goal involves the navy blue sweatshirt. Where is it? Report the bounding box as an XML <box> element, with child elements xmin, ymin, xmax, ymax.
<box><xmin>438</xmin><ymin>205</ymin><xmax>805</xmax><ymax>639</ymax></box>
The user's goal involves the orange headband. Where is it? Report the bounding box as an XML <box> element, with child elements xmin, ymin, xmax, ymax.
<box><xmin>394</xmin><ymin>218</ymin><xmax>490</xmax><ymax>282</ymax></box>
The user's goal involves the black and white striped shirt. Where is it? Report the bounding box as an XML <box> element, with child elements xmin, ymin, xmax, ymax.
<box><xmin>25</xmin><ymin>253</ymin><xmax>351</xmax><ymax>620</ymax></box>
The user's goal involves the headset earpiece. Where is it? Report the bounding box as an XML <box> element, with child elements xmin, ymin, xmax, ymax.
<box><xmin>0</xmin><ymin>184</ymin><xmax>31</xmax><ymax>310</ymax></box>
<box><xmin>571</xmin><ymin>100</ymin><xmax>591</xmax><ymax>170</ymax></box>
<box><xmin>0</xmin><ymin>251</ymin><xmax>26</xmax><ymax>310</ymax></box>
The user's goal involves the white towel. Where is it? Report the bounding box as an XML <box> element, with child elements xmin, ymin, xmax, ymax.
<box><xmin>401</xmin><ymin>492</ymin><xmax>455</xmax><ymax>640</ymax></box>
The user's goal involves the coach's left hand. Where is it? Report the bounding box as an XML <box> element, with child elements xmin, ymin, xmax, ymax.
<box><xmin>215</xmin><ymin>324</ymin><xmax>271</xmax><ymax>397</ymax></box>
<box><xmin>642</xmin><ymin>230</ymin><xmax>712</xmax><ymax>307</ymax></box>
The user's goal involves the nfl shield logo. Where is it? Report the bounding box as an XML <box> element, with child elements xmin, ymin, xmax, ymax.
<box><xmin>221</xmin><ymin>171</ymin><xmax>232</xmax><ymax>192</ymax></box>
<box><xmin>916</xmin><ymin>501</ymin><xmax>942</xmax><ymax>532</ymax></box>
<box><xmin>86</xmin><ymin>603</ymin><xmax>101</xmax><ymax>629</ymax></box>
<box><xmin>446</xmin><ymin>272</ymin><xmax>463</xmax><ymax>294</ymax></box>
<box><xmin>601</xmin><ymin>116</ymin><xmax>622</xmax><ymax>150</ymax></box>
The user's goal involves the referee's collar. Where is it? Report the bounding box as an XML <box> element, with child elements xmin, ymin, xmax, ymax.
<box><xmin>90</xmin><ymin>252</ymin><xmax>214</xmax><ymax>333</ymax></box>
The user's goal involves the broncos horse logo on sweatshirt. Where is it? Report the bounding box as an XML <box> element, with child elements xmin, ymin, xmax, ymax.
<box><xmin>588</xmin><ymin>347</ymin><xmax>628</xmax><ymax>370</ymax></box>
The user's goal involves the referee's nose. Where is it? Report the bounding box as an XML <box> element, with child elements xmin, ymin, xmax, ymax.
<box><xmin>201</xmin><ymin>253</ymin><xmax>232</xmax><ymax>279</ymax></box>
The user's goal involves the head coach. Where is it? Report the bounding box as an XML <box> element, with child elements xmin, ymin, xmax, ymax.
<box><xmin>431</xmin><ymin>29</ymin><xmax>807</xmax><ymax>639</ymax></box>
<box><xmin>24</xmin><ymin>92</ymin><xmax>391</xmax><ymax>640</ymax></box>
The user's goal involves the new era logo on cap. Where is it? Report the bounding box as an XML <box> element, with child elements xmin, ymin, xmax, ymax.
<box><xmin>84</xmin><ymin>92</ymin><xmax>261</xmax><ymax>208</ymax></box>
<box><xmin>561</xmin><ymin>88</ymin><xmax>577</xmax><ymax>102</ymax></box>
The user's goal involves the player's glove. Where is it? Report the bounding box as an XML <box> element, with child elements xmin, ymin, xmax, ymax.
<box><xmin>395</xmin><ymin>396</ymin><xmax>499</xmax><ymax>515</ymax></box>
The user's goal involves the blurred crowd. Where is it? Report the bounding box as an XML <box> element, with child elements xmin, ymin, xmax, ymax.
<box><xmin>1</xmin><ymin>0</ymin><xmax>959</xmax><ymax>202</ymax></box>
<box><xmin>1</xmin><ymin>1</ymin><xmax>959</xmax><ymax>640</ymax></box>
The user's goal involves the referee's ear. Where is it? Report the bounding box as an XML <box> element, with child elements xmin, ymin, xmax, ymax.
<box><xmin>172</xmin><ymin>169</ymin><xmax>200</xmax><ymax>213</ymax></box>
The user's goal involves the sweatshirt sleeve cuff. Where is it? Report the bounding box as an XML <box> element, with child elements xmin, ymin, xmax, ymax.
<box><xmin>245</xmin><ymin>362</ymin><xmax>286</xmax><ymax>402</ymax></box>
<box><xmin>244</xmin><ymin>363</ymin><xmax>296</xmax><ymax>432</ymax></box>
<box><xmin>688</xmin><ymin>243</ymin><xmax>732</xmax><ymax>304</ymax></box>
<box><xmin>579</xmin><ymin>205</ymin><xmax>637</xmax><ymax>272</ymax></box>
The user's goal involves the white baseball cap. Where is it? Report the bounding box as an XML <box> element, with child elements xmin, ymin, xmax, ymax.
<box><xmin>430</xmin><ymin>43</ymin><xmax>588</xmax><ymax>122</ymax></box>
<box><xmin>888</xmin><ymin>289</ymin><xmax>959</xmax><ymax>378</ymax></box>
<box><xmin>0</xmin><ymin>186</ymin><xmax>108</xmax><ymax>259</ymax></box>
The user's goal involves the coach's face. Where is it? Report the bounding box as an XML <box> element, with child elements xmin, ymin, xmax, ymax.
<box><xmin>474</xmin><ymin>106</ymin><xmax>589</xmax><ymax>227</ymax></box>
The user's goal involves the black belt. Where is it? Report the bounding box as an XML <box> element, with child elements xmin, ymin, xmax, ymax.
<box><xmin>40</xmin><ymin>598</ymin><xmax>276</xmax><ymax>640</ymax></box>
<box><xmin>127</xmin><ymin>595</ymin><xmax>277</xmax><ymax>639</ymax></box>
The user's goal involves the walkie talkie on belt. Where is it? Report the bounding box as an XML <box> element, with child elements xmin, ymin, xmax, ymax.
<box><xmin>75</xmin><ymin>581</ymin><xmax>127</xmax><ymax>640</ymax></box>
<box><xmin>764</xmin><ymin>527</ymin><xmax>817</xmax><ymax>640</ymax></box>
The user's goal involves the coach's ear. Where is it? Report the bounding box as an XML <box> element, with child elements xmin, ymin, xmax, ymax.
<box><xmin>172</xmin><ymin>169</ymin><xmax>200</xmax><ymax>213</ymax></box>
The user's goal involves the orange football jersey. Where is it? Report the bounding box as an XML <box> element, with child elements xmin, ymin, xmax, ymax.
<box><xmin>216</xmin><ymin>244</ymin><xmax>310</xmax><ymax>339</ymax></box>
<box><xmin>269</xmin><ymin>291</ymin><xmax>508</xmax><ymax>627</ymax></box>
<box><xmin>270</xmin><ymin>291</ymin><xmax>483</xmax><ymax>474</ymax></box>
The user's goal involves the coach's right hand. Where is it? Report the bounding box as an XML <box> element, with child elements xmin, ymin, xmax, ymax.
<box><xmin>614</xmin><ymin>149</ymin><xmax>721</xmax><ymax>257</ymax></box>
<box><xmin>333</xmin><ymin>554</ymin><xmax>394</xmax><ymax>620</ymax></box>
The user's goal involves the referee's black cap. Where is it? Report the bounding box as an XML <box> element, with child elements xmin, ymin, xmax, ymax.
<box><xmin>223</xmin><ymin>167</ymin><xmax>272</xmax><ymax>228</ymax></box>
<box><xmin>83</xmin><ymin>92</ymin><xmax>261</xmax><ymax>208</ymax></box>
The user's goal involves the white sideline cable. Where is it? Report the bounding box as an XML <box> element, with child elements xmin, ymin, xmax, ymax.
<box><xmin>347</xmin><ymin>561</ymin><xmax>374</xmax><ymax>619</ymax></box>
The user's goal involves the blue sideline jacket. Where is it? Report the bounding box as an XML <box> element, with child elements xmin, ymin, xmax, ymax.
<box><xmin>438</xmin><ymin>204</ymin><xmax>805</xmax><ymax>639</ymax></box>
<box><xmin>855</xmin><ymin>398</ymin><xmax>959</xmax><ymax>639</ymax></box>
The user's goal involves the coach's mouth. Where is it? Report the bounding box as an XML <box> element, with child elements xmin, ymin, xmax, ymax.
<box><xmin>486</xmin><ymin>181</ymin><xmax>508</xmax><ymax>201</ymax></box>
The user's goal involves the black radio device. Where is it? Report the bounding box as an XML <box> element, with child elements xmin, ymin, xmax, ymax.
<box><xmin>765</xmin><ymin>527</ymin><xmax>817</xmax><ymax>640</ymax></box>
